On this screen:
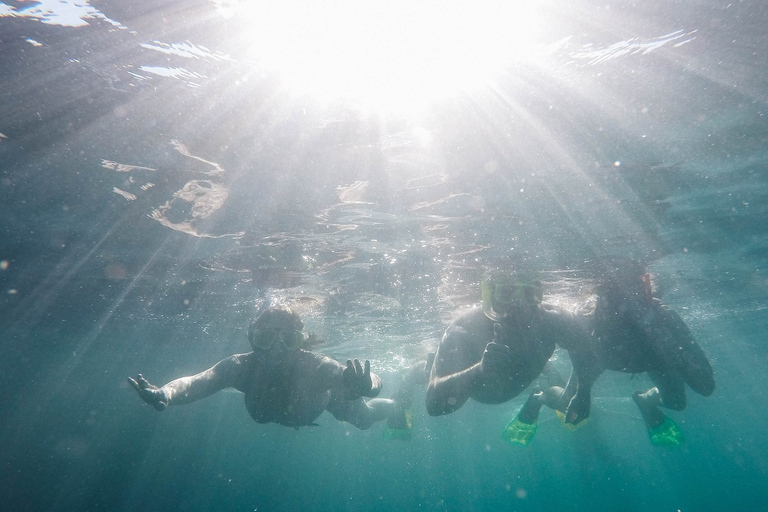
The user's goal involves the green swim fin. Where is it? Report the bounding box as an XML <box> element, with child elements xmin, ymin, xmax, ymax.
<box><xmin>502</xmin><ymin>417</ymin><xmax>537</xmax><ymax>446</ymax></box>
<box><xmin>648</xmin><ymin>416</ymin><xmax>684</xmax><ymax>447</ymax></box>
<box><xmin>383</xmin><ymin>408</ymin><xmax>413</xmax><ymax>441</ymax></box>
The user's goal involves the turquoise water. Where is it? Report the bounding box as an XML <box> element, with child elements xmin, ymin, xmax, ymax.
<box><xmin>2</xmin><ymin>1</ymin><xmax>768</xmax><ymax>510</ymax></box>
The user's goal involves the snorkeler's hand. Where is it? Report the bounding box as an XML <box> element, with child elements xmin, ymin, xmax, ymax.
<box><xmin>564</xmin><ymin>391</ymin><xmax>591</xmax><ymax>425</ymax></box>
<box><xmin>479</xmin><ymin>337</ymin><xmax>514</xmax><ymax>380</ymax></box>
<box><xmin>342</xmin><ymin>359</ymin><xmax>372</xmax><ymax>400</ymax></box>
<box><xmin>128</xmin><ymin>374</ymin><xmax>169</xmax><ymax>411</ymax></box>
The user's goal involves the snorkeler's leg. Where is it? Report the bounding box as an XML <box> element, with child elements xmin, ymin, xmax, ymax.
<box><xmin>561</xmin><ymin>349</ymin><xmax>603</xmax><ymax>425</ymax></box>
<box><xmin>516</xmin><ymin>388</ymin><xmax>545</xmax><ymax>424</ymax></box>
<box><xmin>634</xmin><ymin>372</ymin><xmax>686</xmax><ymax>446</ymax></box>
<box><xmin>327</xmin><ymin>390</ymin><xmax>399</xmax><ymax>430</ymax></box>
<box><xmin>632</xmin><ymin>387</ymin><xmax>665</xmax><ymax>428</ymax></box>
<box><xmin>541</xmin><ymin>360</ymin><xmax>567</xmax><ymax>388</ymax></box>
<box><xmin>381</xmin><ymin>360</ymin><xmax>429</xmax><ymax>439</ymax></box>
<box><xmin>636</xmin><ymin>371</ymin><xmax>686</xmax><ymax>426</ymax></box>
<box><xmin>506</xmin><ymin>359</ymin><xmax>571</xmax><ymax>424</ymax></box>
<box><xmin>560</xmin><ymin>367</ymin><xmax>579</xmax><ymax>406</ymax></box>
<box><xmin>502</xmin><ymin>386</ymin><xmax>554</xmax><ymax>445</ymax></box>
<box><xmin>652</xmin><ymin>370</ymin><xmax>687</xmax><ymax>411</ymax></box>
<box><xmin>537</xmin><ymin>375</ymin><xmax>586</xmax><ymax>430</ymax></box>
<box><xmin>515</xmin><ymin>385</ymin><xmax>568</xmax><ymax>423</ymax></box>
<box><xmin>502</xmin><ymin>366</ymin><xmax>581</xmax><ymax>445</ymax></box>
<box><xmin>502</xmin><ymin>391</ymin><xmax>542</xmax><ymax>445</ymax></box>
<box><xmin>523</xmin><ymin>382</ymin><xmax>589</xmax><ymax>432</ymax></box>
<box><xmin>390</xmin><ymin>360</ymin><xmax>428</xmax><ymax>410</ymax></box>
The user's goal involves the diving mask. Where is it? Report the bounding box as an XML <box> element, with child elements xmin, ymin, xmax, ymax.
<box><xmin>482</xmin><ymin>272</ymin><xmax>543</xmax><ymax>321</ymax></box>
<box><xmin>250</xmin><ymin>328</ymin><xmax>306</xmax><ymax>351</ymax></box>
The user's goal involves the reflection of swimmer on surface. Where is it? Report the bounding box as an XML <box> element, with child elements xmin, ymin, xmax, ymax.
<box><xmin>516</xmin><ymin>269</ymin><xmax>715</xmax><ymax>447</ymax></box>
<box><xmin>425</xmin><ymin>270</ymin><xmax>590</xmax><ymax>445</ymax></box>
<box><xmin>129</xmin><ymin>306</ymin><xmax>408</xmax><ymax>431</ymax></box>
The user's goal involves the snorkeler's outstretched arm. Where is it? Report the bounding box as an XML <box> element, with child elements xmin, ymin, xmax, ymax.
<box><xmin>426</xmin><ymin>325</ymin><xmax>481</xmax><ymax>416</ymax></box>
<box><xmin>128</xmin><ymin>374</ymin><xmax>169</xmax><ymax>411</ymax></box>
<box><xmin>128</xmin><ymin>354</ymin><xmax>245</xmax><ymax>409</ymax></box>
<box><xmin>426</xmin><ymin>323</ymin><xmax>513</xmax><ymax>415</ymax></box>
<box><xmin>425</xmin><ymin>361</ymin><xmax>480</xmax><ymax>416</ymax></box>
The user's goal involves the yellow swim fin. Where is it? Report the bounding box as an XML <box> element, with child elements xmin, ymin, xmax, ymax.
<box><xmin>383</xmin><ymin>408</ymin><xmax>413</xmax><ymax>441</ymax></box>
<box><xmin>555</xmin><ymin>410</ymin><xmax>589</xmax><ymax>431</ymax></box>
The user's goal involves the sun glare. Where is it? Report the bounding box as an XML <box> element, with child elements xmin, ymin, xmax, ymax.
<box><xmin>222</xmin><ymin>0</ymin><xmax>546</xmax><ymax>116</ymax></box>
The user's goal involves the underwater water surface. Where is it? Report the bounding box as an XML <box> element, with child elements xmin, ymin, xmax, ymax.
<box><xmin>1</xmin><ymin>1</ymin><xmax>768</xmax><ymax>511</ymax></box>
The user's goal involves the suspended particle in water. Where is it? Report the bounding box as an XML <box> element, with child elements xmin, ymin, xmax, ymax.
<box><xmin>105</xmin><ymin>263</ymin><xmax>128</xmax><ymax>280</ymax></box>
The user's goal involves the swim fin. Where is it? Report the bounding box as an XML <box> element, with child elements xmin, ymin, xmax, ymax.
<box><xmin>383</xmin><ymin>408</ymin><xmax>413</xmax><ymax>441</ymax></box>
<box><xmin>555</xmin><ymin>410</ymin><xmax>588</xmax><ymax>431</ymax></box>
<box><xmin>648</xmin><ymin>416</ymin><xmax>684</xmax><ymax>447</ymax></box>
<box><xmin>501</xmin><ymin>417</ymin><xmax>537</xmax><ymax>446</ymax></box>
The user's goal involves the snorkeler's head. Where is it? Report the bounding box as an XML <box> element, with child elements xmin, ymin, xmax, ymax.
<box><xmin>248</xmin><ymin>307</ymin><xmax>306</xmax><ymax>352</ymax></box>
<box><xmin>595</xmin><ymin>272</ymin><xmax>655</xmax><ymax>320</ymax></box>
<box><xmin>481</xmin><ymin>270</ymin><xmax>543</xmax><ymax>321</ymax></box>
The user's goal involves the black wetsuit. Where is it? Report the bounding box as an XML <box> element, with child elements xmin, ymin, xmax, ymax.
<box><xmin>565</xmin><ymin>298</ymin><xmax>715</xmax><ymax>418</ymax></box>
<box><xmin>428</xmin><ymin>305</ymin><xmax>587</xmax><ymax>414</ymax></box>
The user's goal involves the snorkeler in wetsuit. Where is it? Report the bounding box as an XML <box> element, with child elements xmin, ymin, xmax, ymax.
<box><xmin>425</xmin><ymin>271</ymin><xmax>590</xmax><ymax>444</ymax></box>
<box><xmin>514</xmin><ymin>271</ymin><xmax>715</xmax><ymax>446</ymax></box>
<box><xmin>129</xmin><ymin>307</ymin><xmax>406</xmax><ymax>431</ymax></box>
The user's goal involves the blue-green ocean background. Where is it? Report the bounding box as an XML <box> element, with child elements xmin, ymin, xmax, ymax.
<box><xmin>1</xmin><ymin>1</ymin><xmax>767</xmax><ymax>511</ymax></box>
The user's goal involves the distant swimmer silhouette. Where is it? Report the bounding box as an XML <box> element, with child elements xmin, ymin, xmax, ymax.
<box><xmin>129</xmin><ymin>306</ymin><xmax>408</xmax><ymax>432</ymax></box>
